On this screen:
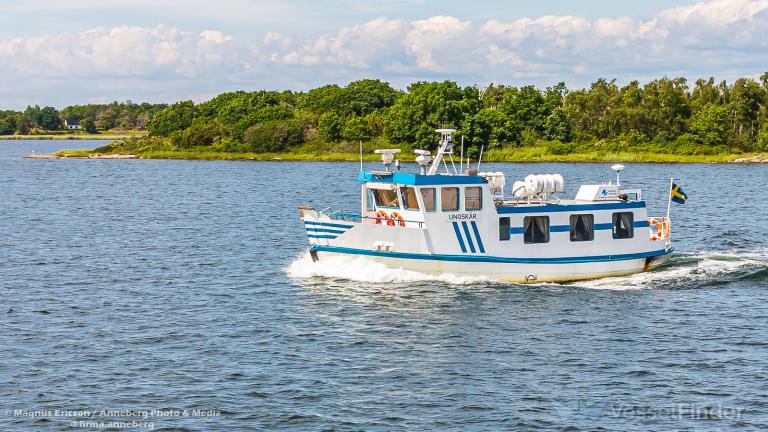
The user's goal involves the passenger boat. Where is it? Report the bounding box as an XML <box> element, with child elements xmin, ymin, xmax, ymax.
<box><xmin>299</xmin><ymin>129</ymin><xmax>674</xmax><ymax>283</ymax></box>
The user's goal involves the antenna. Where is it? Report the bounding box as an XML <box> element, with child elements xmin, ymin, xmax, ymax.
<box><xmin>611</xmin><ymin>164</ymin><xmax>625</xmax><ymax>186</ymax></box>
<box><xmin>359</xmin><ymin>140</ymin><xmax>363</xmax><ymax>172</ymax></box>
<box><xmin>374</xmin><ymin>149</ymin><xmax>401</xmax><ymax>172</ymax></box>
<box><xmin>460</xmin><ymin>136</ymin><xmax>464</xmax><ymax>173</ymax></box>
<box><xmin>477</xmin><ymin>145</ymin><xmax>484</xmax><ymax>172</ymax></box>
<box><xmin>414</xmin><ymin>150</ymin><xmax>431</xmax><ymax>175</ymax></box>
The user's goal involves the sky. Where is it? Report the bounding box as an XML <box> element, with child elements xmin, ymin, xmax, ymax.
<box><xmin>1</xmin><ymin>0</ymin><xmax>767</xmax><ymax>109</ymax></box>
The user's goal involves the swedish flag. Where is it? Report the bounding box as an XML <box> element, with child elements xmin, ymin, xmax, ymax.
<box><xmin>671</xmin><ymin>183</ymin><xmax>688</xmax><ymax>205</ymax></box>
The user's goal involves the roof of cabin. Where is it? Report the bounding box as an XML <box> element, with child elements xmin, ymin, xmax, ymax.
<box><xmin>495</xmin><ymin>200</ymin><xmax>646</xmax><ymax>214</ymax></box>
<box><xmin>358</xmin><ymin>171</ymin><xmax>485</xmax><ymax>186</ymax></box>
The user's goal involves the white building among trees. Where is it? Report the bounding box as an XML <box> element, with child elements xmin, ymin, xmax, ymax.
<box><xmin>64</xmin><ymin>119</ymin><xmax>81</xmax><ymax>130</ymax></box>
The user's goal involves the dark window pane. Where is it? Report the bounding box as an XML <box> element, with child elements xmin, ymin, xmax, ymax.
<box><xmin>372</xmin><ymin>189</ymin><xmax>399</xmax><ymax>208</ymax></box>
<box><xmin>465</xmin><ymin>187</ymin><xmax>482</xmax><ymax>210</ymax></box>
<box><xmin>612</xmin><ymin>212</ymin><xmax>634</xmax><ymax>239</ymax></box>
<box><xmin>570</xmin><ymin>214</ymin><xmax>594</xmax><ymax>242</ymax></box>
<box><xmin>524</xmin><ymin>216</ymin><xmax>549</xmax><ymax>244</ymax></box>
<box><xmin>400</xmin><ymin>187</ymin><xmax>420</xmax><ymax>210</ymax></box>
<box><xmin>421</xmin><ymin>188</ymin><xmax>436</xmax><ymax>211</ymax></box>
<box><xmin>441</xmin><ymin>187</ymin><xmax>459</xmax><ymax>211</ymax></box>
<box><xmin>499</xmin><ymin>217</ymin><xmax>510</xmax><ymax>241</ymax></box>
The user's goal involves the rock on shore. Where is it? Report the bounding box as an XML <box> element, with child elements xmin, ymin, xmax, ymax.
<box><xmin>733</xmin><ymin>156</ymin><xmax>768</xmax><ymax>163</ymax></box>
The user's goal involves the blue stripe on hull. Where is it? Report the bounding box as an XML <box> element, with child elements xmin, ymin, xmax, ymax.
<box><xmin>451</xmin><ymin>222</ymin><xmax>467</xmax><ymax>253</ymax></box>
<box><xmin>510</xmin><ymin>221</ymin><xmax>651</xmax><ymax>234</ymax></box>
<box><xmin>470</xmin><ymin>221</ymin><xmax>485</xmax><ymax>253</ymax></box>
<box><xmin>310</xmin><ymin>245</ymin><xmax>673</xmax><ymax>264</ymax></box>
<box><xmin>497</xmin><ymin>201</ymin><xmax>645</xmax><ymax>214</ymax></box>
<box><xmin>304</xmin><ymin>221</ymin><xmax>354</xmax><ymax>229</ymax></box>
<box><xmin>306</xmin><ymin>227</ymin><xmax>346</xmax><ymax>234</ymax></box>
<box><xmin>307</xmin><ymin>234</ymin><xmax>338</xmax><ymax>239</ymax></box>
<box><xmin>461</xmin><ymin>221</ymin><xmax>476</xmax><ymax>253</ymax></box>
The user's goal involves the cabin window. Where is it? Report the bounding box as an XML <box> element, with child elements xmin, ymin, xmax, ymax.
<box><xmin>400</xmin><ymin>187</ymin><xmax>420</xmax><ymax>210</ymax></box>
<box><xmin>612</xmin><ymin>212</ymin><xmax>634</xmax><ymax>239</ymax></box>
<box><xmin>570</xmin><ymin>214</ymin><xmax>594</xmax><ymax>242</ymax></box>
<box><xmin>465</xmin><ymin>187</ymin><xmax>482</xmax><ymax>210</ymax></box>
<box><xmin>441</xmin><ymin>187</ymin><xmax>459</xmax><ymax>211</ymax></box>
<box><xmin>365</xmin><ymin>189</ymin><xmax>375</xmax><ymax>211</ymax></box>
<box><xmin>523</xmin><ymin>216</ymin><xmax>549</xmax><ymax>244</ymax></box>
<box><xmin>372</xmin><ymin>188</ymin><xmax>400</xmax><ymax>208</ymax></box>
<box><xmin>420</xmin><ymin>188</ymin><xmax>436</xmax><ymax>212</ymax></box>
<box><xmin>499</xmin><ymin>217</ymin><xmax>510</xmax><ymax>241</ymax></box>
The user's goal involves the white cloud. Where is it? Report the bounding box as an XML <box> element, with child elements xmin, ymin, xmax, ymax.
<box><xmin>0</xmin><ymin>25</ymin><xmax>241</xmax><ymax>79</ymax></box>
<box><xmin>1</xmin><ymin>0</ymin><xmax>768</xmax><ymax>108</ymax></box>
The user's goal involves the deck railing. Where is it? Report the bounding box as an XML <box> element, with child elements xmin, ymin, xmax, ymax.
<box><xmin>328</xmin><ymin>211</ymin><xmax>425</xmax><ymax>228</ymax></box>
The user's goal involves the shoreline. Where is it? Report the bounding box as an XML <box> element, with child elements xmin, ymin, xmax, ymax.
<box><xmin>1</xmin><ymin>134</ymin><xmax>144</xmax><ymax>141</ymax></box>
<box><xmin>47</xmin><ymin>148</ymin><xmax>768</xmax><ymax>164</ymax></box>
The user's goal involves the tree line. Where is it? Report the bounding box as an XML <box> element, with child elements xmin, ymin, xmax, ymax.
<box><xmin>0</xmin><ymin>102</ymin><xmax>168</xmax><ymax>134</ymax></box>
<box><xmin>142</xmin><ymin>74</ymin><xmax>768</xmax><ymax>156</ymax></box>
<box><xmin>6</xmin><ymin>74</ymin><xmax>768</xmax><ymax>155</ymax></box>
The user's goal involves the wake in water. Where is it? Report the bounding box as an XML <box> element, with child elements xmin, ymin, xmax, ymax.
<box><xmin>286</xmin><ymin>252</ymin><xmax>491</xmax><ymax>285</ymax></box>
<box><xmin>286</xmin><ymin>249</ymin><xmax>768</xmax><ymax>290</ymax></box>
<box><xmin>569</xmin><ymin>249</ymin><xmax>768</xmax><ymax>290</ymax></box>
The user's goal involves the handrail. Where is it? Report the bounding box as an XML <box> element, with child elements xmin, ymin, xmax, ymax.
<box><xmin>329</xmin><ymin>211</ymin><xmax>425</xmax><ymax>228</ymax></box>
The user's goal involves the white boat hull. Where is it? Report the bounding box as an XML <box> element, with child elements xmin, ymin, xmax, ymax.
<box><xmin>311</xmin><ymin>248</ymin><xmax>672</xmax><ymax>283</ymax></box>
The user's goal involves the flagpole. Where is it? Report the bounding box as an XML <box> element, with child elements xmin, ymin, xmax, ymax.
<box><xmin>666</xmin><ymin>177</ymin><xmax>674</xmax><ymax>221</ymax></box>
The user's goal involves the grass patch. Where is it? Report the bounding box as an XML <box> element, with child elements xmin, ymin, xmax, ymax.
<box><xmin>52</xmin><ymin>149</ymin><xmax>96</xmax><ymax>157</ymax></box>
<box><xmin>50</xmin><ymin>137</ymin><xmax>760</xmax><ymax>163</ymax></box>
<box><xmin>1</xmin><ymin>130</ymin><xmax>146</xmax><ymax>140</ymax></box>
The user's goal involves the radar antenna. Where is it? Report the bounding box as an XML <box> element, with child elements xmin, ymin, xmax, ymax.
<box><xmin>374</xmin><ymin>149</ymin><xmax>401</xmax><ymax>172</ymax></box>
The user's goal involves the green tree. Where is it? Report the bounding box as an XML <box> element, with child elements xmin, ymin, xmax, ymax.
<box><xmin>690</xmin><ymin>78</ymin><xmax>724</xmax><ymax>112</ymax></box>
<box><xmin>543</xmin><ymin>108</ymin><xmax>572</xmax><ymax>142</ymax></box>
<box><xmin>385</xmin><ymin>81</ymin><xmax>478</xmax><ymax>148</ymax></box>
<box><xmin>461</xmin><ymin>108</ymin><xmax>515</xmax><ymax>149</ymax></box>
<box><xmin>170</xmin><ymin>120</ymin><xmax>221</xmax><ymax>149</ymax></box>
<box><xmin>689</xmin><ymin>103</ymin><xmax>730</xmax><ymax>146</ymax></box>
<box><xmin>147</xmin><ymin>101</ymin><xmax>197</xmax><ymax>137</ymax></box>
<box><xmin>341</xmin><ymin>116</ymin><xmax>373</xmax><ymax>141</ymax></box>
<box><xmin>96</xmin><ymin>108</ymin><xmax>118</xmax><ymax>130</ymax></box>
<box><xmin>298</xmin><ymin>85</ymin><xmax>346</xmax><ymax>116</ymax></box>
<box><xmin>499</xmin><ymin>85</ymin><xmax>548</xmax><ymax>134</ymax></box>
<box><xmin>641</xmin><ymin>77</ymin><xmax>690</xmax><ymax>139</ymax></box>
<box><xmin>16</xmin><ymin>115</ymin><xmax>32</xmax><ymax>134</ymax></box>
<box><xmin>243</xmin><ymin>119</ymin><xmax>306</xmax><ymax>152</ymax></box>
<box><xmin>81</xmin><ymin>118</ymin><xmax>97</xmax><ymax>134</ymax></box>
<box><xmin>318</xmin><ymin>111</ymin><xmax>344</xmax><ymax>141</ymax></box>
<box><xmin>232</xmin><ymin>105</ymin><xmax>294</xmax><ymax>139</ymax></box>
<box><xmin>344</xmin><ymin>79</ymin><xmax>399</xmax><ymax>116</ymax></box>
<box><xmin>563</xmin><ymin>79</ymin><xmax>621</xmax><ymax>140</ymax></box>
<box><xmin>729</xmin><ymin>78</ymin><xmax>765</xmax><ymax>142</ymax></box>
<box><xmin>0</xmin><ymin>111</ymin><xmax>17</xmax><ymax>135</ymax></box>
<box><xmin>38</xmin><ymin>106</ymin><xmax>61</xmax><ymax>130</ymax></box>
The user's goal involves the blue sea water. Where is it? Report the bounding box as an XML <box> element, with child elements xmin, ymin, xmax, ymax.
<box><xmin>1</xmin><ymin>140</ymin><xmax>767</xmax><ymax>431</ymax></box>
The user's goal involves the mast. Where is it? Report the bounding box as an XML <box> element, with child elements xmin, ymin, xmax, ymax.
<box><xmin>427</xmin><ymin>129</ymin><xmax>455</xmax><ymax>176</ymax></box>
<box><xmin>666</xmin><ymin>177</ymin><xmax>674</xmax><ymax>220</ymax></box>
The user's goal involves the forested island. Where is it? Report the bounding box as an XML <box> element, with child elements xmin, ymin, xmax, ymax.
<box><xmin>44</xmin><ymin>73</ymin><xmax>768</xmax><ymax>162</ymax></box>
<box><xmin>0</xmin><ymin>102</ymin><xmax>166</xmax><ymax>138</ymax></box>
